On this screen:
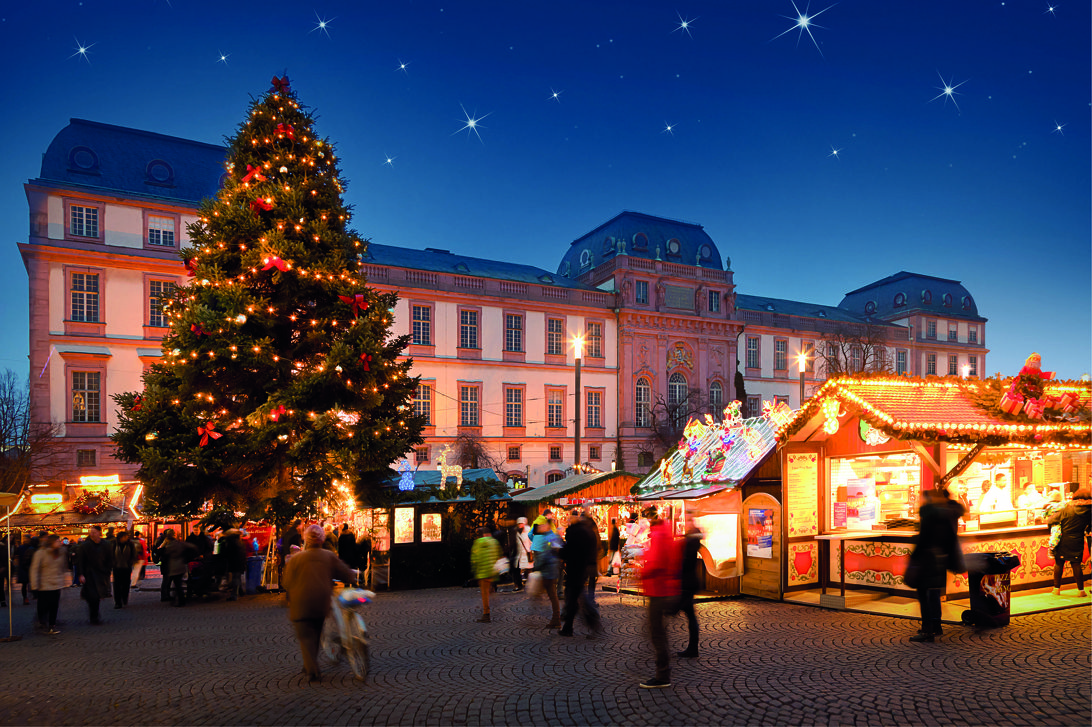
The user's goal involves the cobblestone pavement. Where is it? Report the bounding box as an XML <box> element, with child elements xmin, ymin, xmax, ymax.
<box><xmin>1</xmin><ymin>582</ymin><xmax>1088</xmax><ymax>726</ymax></box>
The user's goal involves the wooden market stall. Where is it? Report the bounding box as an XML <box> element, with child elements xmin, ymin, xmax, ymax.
<box><xmin>776</xmin><ymin>373</ymin><xmax>1091</xmax><ymax>619</ymax></box>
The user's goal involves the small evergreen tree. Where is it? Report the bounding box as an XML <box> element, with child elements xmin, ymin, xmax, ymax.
<box><xmin>112</xmin><ymin>76</ymin><xmax>424</xmax><ymax>519</ymax></box>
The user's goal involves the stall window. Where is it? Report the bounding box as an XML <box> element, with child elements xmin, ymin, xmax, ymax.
<box><xmin>828</xmin><ymin>452</ymin><xmax>922</xmax><ymax>529</ymax></box>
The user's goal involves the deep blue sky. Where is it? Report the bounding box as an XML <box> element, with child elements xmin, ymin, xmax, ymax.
<box><xmin>2</xmin><ymin>1</ymin><xmax>1089</xmax><ymax>378</ymax></box>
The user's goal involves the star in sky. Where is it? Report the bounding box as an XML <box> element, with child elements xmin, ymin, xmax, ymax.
<box><xmin>549</xmin><ymin>88</ymin><xmax>563</xmax><ymax>103</ymax></box>
<box><xmin>396</xmin><ymin>59</ymin><xmax>410</xmax><ymax>74</ymax></box>
<box><xmin>673</xmin><ymin>12</ymin><xmax>698</xmax><ymax>38</ymax></box>
<box><xmin>772</xmin><ymin>1</ymin><xmax>834</xmax><ymax>56</ymax></box>
<box><xmin>929</xmin><ymin>72</ymin><xmax>967</xmax><ymax>113</ymax></box>
<box><xmin>310</xmin><ymin>11</ymin><xmax>335</xmax><ymax>38</ymax></box>
<box><xmin>1052</xmin><ymin>121</ymin><xmax>1065</xmax><ymax>135</ymax></box>
<box><xmin>454</xmin><ymin>105</ymin><xmax>492</xmax><ymax>143</ymax></box>
<box><xmin>68</xmin><ymin>37</ymin><xmax>95</xmax><ymax>64</ymax></box>
<box><xmin>828</xmin><ymin>145</ymin><xmax>842</xmax><ymax>159</ymax></box>
<box><xmin>383</xmin><ymin>154</ymin><xmax>397</xmax><ymax>167</ymax></box>
<box><xmin>216</xmin><ymin>50</ymin><xmax>230</xmax><ymax>65</ymax></box>
<box><xmin>1044</xmin><ymin>4</ymin><xmax>1057</xmax><ymax>15</ymax></box>
<box><xmin>662</xmin><ymin>122</ymin><xmax>677</xmax><ymax>135</ymax></box>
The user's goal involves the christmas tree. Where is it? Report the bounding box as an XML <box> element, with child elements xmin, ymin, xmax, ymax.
<box><xmin>112</xmin><ymin>76</ymin><xmax>424</xmax><ymax>519</ymax></box>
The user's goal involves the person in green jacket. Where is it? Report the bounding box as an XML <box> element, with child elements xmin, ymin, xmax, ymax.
<box><xmin>470</xmin><ymin>526</ymin><xmax>501</xmax><ymax>623</ymax></box>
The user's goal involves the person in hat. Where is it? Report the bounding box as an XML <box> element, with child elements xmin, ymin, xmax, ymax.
<box><xmin>513</xmin><ymin>517</ymin><xmax>533</xmax><ymax>589</ymax></box>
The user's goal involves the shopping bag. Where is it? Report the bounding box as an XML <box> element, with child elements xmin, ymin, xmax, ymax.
<box><xmin>494</xmin><ymin>556</ymin><xmax>510</xmax><ymax>575</ymax></box>
<box><xmin>525</xmin><ymin>571</ymin><xmax>544</xmax><ymax>598</ymax></box>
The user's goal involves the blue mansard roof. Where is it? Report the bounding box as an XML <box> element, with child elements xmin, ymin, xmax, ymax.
<box><xmin>736</xmin><ymin>293</ymin><xmax>903</xmax><ymax>327</ymax></box>
<box><xmin>33</xmin><ymin>119</ymin><xmax>227</xmax><ymax>207</ymax></box>
<box><xmin>838</xmin><ymin>271</ymin><xmax>987</xmax><ymax>323</ymax></box>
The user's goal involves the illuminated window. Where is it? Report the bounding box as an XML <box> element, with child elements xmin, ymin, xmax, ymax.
<box><xmin>948</xmin><ymin>355</ymin><xmax>959</xmax><ymax>376</ymax></box>
<box><xmin>549</xmin><ymin>445</ymin><xmax>562</xmax><ymax>461</ymax></box>
<box><xmin>71</xmin><ymin>273</ymin><xmax>99</xmax><ymax>322</ymax></box>
<box><xmin>412</xmin><ymin>305</ymin><xmax>431</xmax><ymax>345</ymax></box>
<box><xmin>709</xmin><ymin>381</ymin><xmax>723</xmax><ymax>414</ymax></box>
<box><xmin>70</xmin><ymin>204</ymin><xmax>99</xmax><ymax>238</ymax></box>
<box><xmin>586</xmin><ymin>321</ymin><xmax>603</xmax><ymax>358</ymax></box>
<box><xmin>774</xmin><ymin>339</ymin><xmax>788</xmax><ymax>371</ymax></box>
<box><xmin>148</xmin><ymin>280</ymin><xmax>175</xmax><ymax>327</ymax></box>
<box><xmin>635</xmin><ymin>280</ymin><xmax>649</xmax><ymax>305</ymax></box>
<box><xmin>147</xmin><ymin>215</ymin><xmax>175</xmax><ymax>247</ymax></box>
<box><xmin>414</xmin><ymin>383</ymin><xmax>432</xmax><ymax>425</ymax></box>
<box><xmin>708</xmin><ymin>290</ymin><xmax>720</xmax><ymax>313</ymax></box>
<box><xmin>547</xmin><ymin>389</ymin><xmax>564</xmax><ymax>428</ymax></box>
<box><xmin>547</xmin><ymin>318</ymin><xmax>564</xmax><ymax>356</ymax></box>
<box><xmin>746</xmin><ymin>337</ymin><xmax>760</xmax><ymax>369</ymax></box>
<box><xmin>459</xmin><ymin>385</ymin><xmax>479</xmax><ymax>426</ymax></box>
<box><xmin>801</xmin><ymin>341</ymin><xmax>815</xmax><ymax>373</ymax></box>
<box><xmin>635</xmin><ymin>377</ymin><xmax>652</xmax><ymax>428</ymax></box>
<box><xmin>927</xmin><ymin>354</ymin><xmax>937</xmax><ymax>375</ymax></box>
<box><xmin>459</xmin><ymin>309</ymin><xmax>479</xmax><ymax>349</ymax></box>
<box><xmin>505</xmin><ymin>314</ymin><xmax>523</xmax><ymax>352</ymax></box>
<box><xmin>72</xmin><ymin>371</ymin><xmax>100</xmax><ymax>422</ymax></box>
<box><xmin>586</xmin><ymin>390</ymin><xmax>602</xmax><ymax>428</ymax></box>
<box><xmin>505</xmin><ymin>387</ymin><xmax>523</xmax><ymax>427</ymax></box>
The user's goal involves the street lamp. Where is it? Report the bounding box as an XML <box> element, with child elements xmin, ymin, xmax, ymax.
<box><xmin>796</xmin><ymin>351</ymin><xmax>808</xmax><ymax>407</ymax></box>
<box><xmin>573</xmin><ymin>333</ymin><xmax>584</xmax><ymax>470</ymax></box>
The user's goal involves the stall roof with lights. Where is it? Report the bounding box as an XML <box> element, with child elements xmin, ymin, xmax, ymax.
<box><xmin>510</xmin><ymin>471</ymin><xmax>639</xmax><ymax>504</ymax></box>
<box><xmin>777</xmin><ymin>376</ymin><xmax>1091</xmax><ymax>447</ymax></box>
<box><xmin>383</xmin><ymin>468</ymin><xmax>501</xmax><ymax>489</ymax></box>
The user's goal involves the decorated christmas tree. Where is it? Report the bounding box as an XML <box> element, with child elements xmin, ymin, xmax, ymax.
<box><xmin>112</xmin><ymin>76</ymin><xmax>424</xmax><ymax>519</ymax></box>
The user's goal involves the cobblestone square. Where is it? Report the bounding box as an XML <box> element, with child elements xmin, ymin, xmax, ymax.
<box><xmin>1</xmin><ymin>583</ymin><xmax>1088</xmax><ymax>726</ymax></box>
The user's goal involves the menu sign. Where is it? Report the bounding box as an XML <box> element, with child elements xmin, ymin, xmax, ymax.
<box><xmin>787</xmin><ymin>453</ymin><xmax>819</xmax><ymax>536</ymax></box>
<box><xmin>421</xmin><ymin>513</ymin><xmax>442</xmax><ymax>543</ymax></box>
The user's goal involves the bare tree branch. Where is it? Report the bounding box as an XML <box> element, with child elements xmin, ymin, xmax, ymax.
<box><xmin>817</xmin><ymin>322</ymin><xmax>894</xmax><ymax>377</ymax></box>
<box><xmin>0</xmin><ymin>369</ymin><xmax>71</xmax><ymax>494</ymax></box>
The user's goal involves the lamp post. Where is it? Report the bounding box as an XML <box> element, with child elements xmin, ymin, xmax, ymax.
<box><xmin>796</xmin><ymin>351</ymin><xmax>808</xmax><ymax>407</ymax></box>
<box><xmin>573</xmin><ymin>334</ymin><xmax>583</xmax><ymax>470</ymax></box>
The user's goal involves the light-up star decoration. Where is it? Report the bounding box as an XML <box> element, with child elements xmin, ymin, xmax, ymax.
<box><xmin>1052</xmin><ymin>121</ymin><xmax>1065</xmax><ymax>135</ymax></box>
<box><xmin>673</xmin><ymin>12</ymin><xmax>698</xmax><ymax>38</ymax></box>
<box><xmin>216</xmin><ymin>50</ymin><xmax>230</xmax><ymax>65</ymax></box>
<box><xmin>310</xmin><ymin>12</ymin><xmax>335</xmax><ymax>38</ymax></box>
<box><xmin>772</xmin><ymin>1</ymin><xmax>834</xmax><ymax>56</ymax></box>
<box><xmin>69</xmin><ymin>37</ymin><xmax>95</xmax><ymax>64</ymax></box>
<box><xmin>930</xmin><ymin>72</ymin><xmax>967</xmax><ymax>114</ymax></box>
<box><xmin>549</xmin><ymin>88</ymin><xmax>563</xmax><ymax>103</ymax></box>
<box><xmin>454</xmin><ymin>104</ymin><xmax>492</xmax><ymax>143</ymax></box>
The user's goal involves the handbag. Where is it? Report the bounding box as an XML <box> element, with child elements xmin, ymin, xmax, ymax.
<box><xmin>494</xmin><ymin>556</ymin><xmax>510</xmax><ymax>575</ymax></box>
<box><xmin>902</xmin><ymin>560</ymin><xmax>923</xmax><ymax>589</ymax></box>
<box><xmin>525</xmin><ymin>571</ymin><xmax>544</xmax><ymax>597</ymax></box>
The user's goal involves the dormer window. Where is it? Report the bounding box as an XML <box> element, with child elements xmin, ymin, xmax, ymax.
<box><xmin>145</xmin><ymin>159</ymin><xmax>175</xmax><ymax>187</ymax></box>
<box><xmin>921</xmin><ymin>290</ymin><xmax>932</xmax><ymax>304</ymax></box>
<box><xmin>942</xmin><ymin>293</ymin><xmax>952</xmax><ymax>307</ymax></box>
<box><xmin>68</xmin><ymin>146</ymin><xmax>100</xmax><ymax>174</ymax></box>
<box><xmin>667</xmin><ymin>238</ymin><xmax>681</xmax><ymax>256</ymax></box>
<box><xmin>633</xmin><ymin>232</ymin><xmax>648</xmax><ymax>249</ymax></box>
<box><xmin>602</xmin><ymin>237</ymin><xmax>614</xmax><ymax>254</ymax></box>
<box><xmin>561</xmin><ymin>262</ymin><xmax>571</xmax><ymax>276</ymax></box>
<box><xmin>455</xmin><ymin>263</ymin><xmax>469</xmax><ymax>273</ymax></box>
<box><xmin>818</xmin><ymin>310</ymin><xmax>827</xmax><ymax>318</ymax></box>
<box><xmin>962</xmin><ymin>295</ymin><xmax>972</xmax><ymax>310</ymax></box>
<box><xmin>864</xmin><ymin>301</ymin><xmax>877</xmax><ymax>315</ymax></box>
<box><xmin>765</xmin><ymin>304</ymin><xmax>775</xmax><ymax>311</ymax></box>
<box><xmin>893</xmin><ymin>292</ymin><xmax>906</xmax><ymax>308</ymax></box>
<box><xmin>579</xmin><ymin>249</ymin><xmax>592</xmax><ymax>268</ymax></box>
<box><xmin>700</xmin><ymin>244</ymin><xmax>712</xmax><ymax>260</ymax></box>
<box><xmin>538</xmin><ymin>274</ymin><xmax>553</xmax><ymax>284</ymax></box>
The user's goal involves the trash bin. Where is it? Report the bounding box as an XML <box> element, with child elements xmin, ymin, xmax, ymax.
<box><xmin>961</xmin><ymin>551</ymin><xmax>1020</xmax><ymax>628</ymax></box>
<box><xmin>246</xmin><ymin>556</ymin><xmax>264</xmax><ymax>594</ymax></box>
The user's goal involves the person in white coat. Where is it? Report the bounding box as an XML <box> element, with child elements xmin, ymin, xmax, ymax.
<box><xmin>514</xmin><ymin>517</ymin><xmax>533</xmax><ymax>587</ymax></box>
<box><xmin>30</xmin><ymin>534</ymin><xmax>68</xmax><ymax>634</ymax></box>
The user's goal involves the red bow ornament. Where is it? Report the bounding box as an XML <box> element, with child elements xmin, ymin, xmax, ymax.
<box><xmin>190</xmin><ymin>323</ymin><xmax>208</xmax><ymax>336</ymax></box>
<box><xmin>262</xmin><ymin>256</ymin><xmax>288</xmax><ymax>272</ymax></box>
<box><xmin>271</xmin><ymin>75</ymin><xmax>291</xmax><ymax>93</ymax></box>
<box><xmin>275</xmin><ymin>123</ymin><xmax>296</xmax><ymax>140</ymax></box>
<box><xmin>339</xmin><ymin>294</ymin><xmax>368</xmax><ymax>318</ymax></box>
<box><xmin>131</xmin><ymin>395</ymin><xmax>143</xmax><ymax>412</ymax></box>
<box><xmin>198</xmin><ymin>421</ymin><xmax>223</xmax><ymax>447</ymax></box>
<box><xmin>270</xmin><ymin>405</ymin><xmax>287</xmax><ymax>422</ymax></box>
<box><xmin>249</xmin><ymin>197</ymin><xmax>274</xmax><ymax>213</ymax></box>
<box><xmin>360</xmin><ymin>353</ymin><xmax>372</xmax><ymax>371</ymax></box>
<box><xmin>184</xmin><ymin>258</ymin><xmax>198</xmax><ymax>278</ymax></box>
<box><xmin>241</xmin><ymin>164</ymin><xmax>267</xmax><ymax>184</ymax></box>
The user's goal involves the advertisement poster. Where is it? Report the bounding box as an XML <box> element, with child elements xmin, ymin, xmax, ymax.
<box><xmin>747</xmin><ymin>508</ymin><xmax>774</xmax><ymax>558</ymax></box>
<box><xmin>393</xmin><ymin>506</ymin><xmax>415</xmax><ymax>544</ymax></box>
<box><xmin>421</xmin><ymin>513</ymin><xmax>442</xmax><ymax>543</ymax></box>
<box><xmin>787</xmin><ymin>453</ymin><xmax>819</xmax><ymax>536</ymax></box>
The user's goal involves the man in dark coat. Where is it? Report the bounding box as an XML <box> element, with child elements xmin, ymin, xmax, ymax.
<box><xmin>220</xmin><ymin>529</ymin><xmax>248</xmax><ymax>601</ymax></box>
<box><xmin>160</xmin><ymin>529</ymin><xmax>198</xmax><ymax>606</ymax></box>
<box><xmin>17</xmin><ymin>535</ymin><xmax>39</xmax><ymax>606</ymax></box>
<box><xmin>677</xmin><ymin>518</ymin><xmax>704</xmax><ymax>658</ymax></box>
<box><xmin>1048</xmin><ymin>488</ymin><xmax>1091</xmax><ymax>596</ymax></box>
<box><xmin>558</xmin><ymin>510</ymin><xmax>602</xmax><ymax>637</ymax></box>
<box><xmin>111</xmin><ymin>529</ymin><xmax>138</xmax><ymax>608</ymax></box>
<box><xmin>908</xmin><ymin>488</ymin><xmax>964</xmax><ymax>642</ymax></box>
<box><xmin>77</xmin><ymin>526</ymin><xmax>113</xmax><ymax>624</ymax></box>
<box><xmin>337</xmin><ymin>524</ymin><xmax>357</xmax><ymax>569</ymax></box>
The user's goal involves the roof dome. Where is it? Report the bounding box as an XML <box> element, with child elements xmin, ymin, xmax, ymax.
<box><xmin>838</xmin><ymin>271</ymin><xmax>986</xmax><ymax>322</ymax></box>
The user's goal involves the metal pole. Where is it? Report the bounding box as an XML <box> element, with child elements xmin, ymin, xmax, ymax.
<box><xmin>799</xmin><ymin>371</ymin><xmax>805</xmax><ymax>407</ymax></box>
<box><xmin>3</xmin><ymin>503</ymin><xmax>20</xmax><ymax>642</ymax></box>
<box><xmin>574</xmin><ymin>355</ymin><xmax>582</xmax><ymax>469</ymax></box>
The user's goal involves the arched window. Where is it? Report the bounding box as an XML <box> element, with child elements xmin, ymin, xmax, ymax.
<box><xmin>921</xmin><ymin>289</ymin><xmax>932</xmax><ymax>304</ymax></box>
<box><xmin>942</xmin><ymin>293</ymin><xmax>952</xmax><ymax>307</ymax></box>
<box><xmin>546</xmin><ymin>471</ymin><xmax>564</xmax><ymax>484</ymax></box>
<box><xmin>709</xmin><ymin>381</ymin><xmax>723</xmax><ymax>416</ymax></box>
<box><xmin>668</xmin><ymin>373</ymin><xmax>688</xmax><ymax>426</ymax></box>
<box><xmin>864</xmin><ymin>301</ymin><xmax>876</xmax><ymax>315</ymax></box>
<box><xmin>635</xmin><ymin>377</ymin><xmax>652</xmax><ymax>428</ymax></box>
<box><xmin>893</xmin><ymin>292</ymin><xmax>906</xmax><ymax>308</ymax></box>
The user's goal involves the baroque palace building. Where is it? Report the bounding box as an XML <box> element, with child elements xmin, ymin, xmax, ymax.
<box><xmin>20</xmin><ymin>120</ymin><xmax>989</xmax><ymax>487</ymax></box>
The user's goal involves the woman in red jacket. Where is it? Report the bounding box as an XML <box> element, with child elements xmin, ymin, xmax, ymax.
<box><xmin>639</xmin><ymin>507</ymin><xmax>680</xmax><ymax>689</ymax></box>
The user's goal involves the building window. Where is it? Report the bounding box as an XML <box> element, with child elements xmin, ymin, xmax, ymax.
<box><xmin>637</xmin><ymin>452</ymin><xmax>654</xmax><ymax>469</ymax></box>
<box><xmin>948</xmin><ymin>325</ymin><xmax>958</xmax><ymax>342</ymax></box>
<box><xmin>70</xmin><ymin>272</ymin><xmax>100</xmax><ymax>322</ymax></box>
<box><xmin>546</xmin><ymin>472</ymin><xmax>565</xmax><ymax>484</ymax></box>
<box><xmin>547</xmin><ymin>318</ymin><xmax>564</xmax><ymax>356</ymax></box>
<box><xmin>414</xmin><ymin>383</ymin><xmax>432</xmax><ymax>425</ymax></box>
<box><xmin>505</xmin><ymin>386</ymin><xmax>523</xmax><ymax>427</ymax></box>
<box><xmin>801</xmin><ymin>341</ymin><xmax>815</xmax><ymax>373</ymax></box>
<box><xmin>896</xmin><ymin>350</ymin><xmax>908</xmax><ymax>375</ymax></box>
<box><xmin>894</xmin><ymin>292</ymin><xmax>906</xmax><ymax>308</ymax></box>
<box><xmin>926</xmin><ymin>320</ymin><xmax>937</xmax><ymax>339</ymax></box>
<box><xmin>76</xmin><ymin>449</ymin><xmax>97</xmax><ymax>467</ymax></box>
<box><xmin>708</xmin><ymin>289</ymin><xmax>720</xmax><ymax>313</ymax></box>
<box><xmin>586</xmin><ymin>390</ymin><xmax>602</xmax><ymax>428</ymax></box>
<box><xmin>948</xmin><ymin>355</ymin><xmax>959</xmax><ymax>376</ymax></box>
<box><xmin>412</xmin><ymin>305</ymin><xmax>432</xmax><ymax>345</ymax></box>
<box><xmin>774</xmin><ymin>339</ymin><xmax>788</xmax><ymax>371</ymax></box>
<box><xmin>850</xmin><ymin>346</ymin><xmax>862</xmax><ymax>373</ymax></box>
<box><xmin>774</xmin><ymin>395</ymin><xmax>790</xmax><ymax>406</ymax></box>
<box><xmin>969</xmin><ymin>355</ymin><xmax>978</xmax><ymax>377</ymax></box>
<box><xmin>547</xmin><ymin>389</ymin><xmax>564</xmax><ymax>428</ymax></box>
<box><xmin>72</xmin><ymin>371</ymin><xmax>101</xmax><ymax>422</ymax></box>
<box><xmin>927</xmin><ymin>354</ymin><xmax>937</xmax><ymax>375</ymax></box>
<box><xmin>746</xmin><ymin>395</ymin><xmax>761</xmax><ymax>418</ymax></box>
<box><xmin>459</xmin><ymin>309</ymin><xmax>479</xmax><ymax>349</ymax></box>
<box><xmin>709</xmin><ymin>381</ymin><xmax>723</xmax><ymax>414</ymax></box>
<box><xmin>586</xmin><ymin>321</ymin><xmax>603</xmax><ymax>358</ymax></box>
<box><xmin>668</xmin><ymin>373</ymin><xmax>687</xmax><ymax>425</ymax></box>
<box><xmin>460</xmin><ymin>385</ymin><xmax>479</xmax><ymax>426</ymax></box>
<box><xmin>505</xmin><ymin>314</ymin><xmax>523</xmax><ymax>352</ymax></box>
<box><xmin>415</xmin><ymin>446</ymin><xmax>429</xmax><ymax>465</ymax></box>
<box><xmin>746</xmin><ymin>336</ymin><xmax>760</xmax><ymax>369</ymax></box>
<box><xmin>943</xmin><ymin>293</ymin><xmax>952</xmax><ymax>307</ymax></box>
<box><xmin>148</xmin><ymin>280</ymin><xmax>176</xmax><ymax>328</ymax></box>
<box><xmin>147</xmin><ymin>215</ymin><xmax>176</xmax><ymax>247</ymax></box>
<box><xmin>969</xmin><ymin>326</ymin><xmax>978</xmax><ymax>344</ymax></box>
<box><xmin>589</xmin><ymin>445</ymin><xmax>601</xmax><ymax>461</ymax></box>
<box><xmin>635</xmin><ymin>280</ymin><xmax>649</xmax><ymax>305</ymax></box>
<box><xmin>70</xmin><ymin>204</ymin><xmax>99</xmax><ymax>238</ymax></box>
<box><xmin>549</xmin><ymin>445</ymin><xmax>562</xmax><ymax>461</ymax></box>
<box><xmin>508</xmin><ymin>446</ymin><xmax>521</xmax><ymax>462</ymax></box>
<box><xmin>635</xmin><ymin>377</ymin><xmax>652</xmax><ymax>428</ymax></box>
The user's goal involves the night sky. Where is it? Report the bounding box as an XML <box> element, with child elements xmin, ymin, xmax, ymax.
<box><xmin>2</xmin><ymin>1</ymin><xmax>1088</xmax><ymax>380</ymax></box>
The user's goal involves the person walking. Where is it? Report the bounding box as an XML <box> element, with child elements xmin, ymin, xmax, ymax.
<box><xmin>337</xmin><ymin>524</ymin><xmax>357</xmax><ymax>570</ymax></box>
<box><xmin>531</xmin><ymin>513</ymin><xmax>562</xmax><ymax>629</ymax></box>
<box><xmin>130</xmin><ymin>531</ymin><xmax>147</xmax><ymax>591</ymax></box>
<box><xmin>152</xmin><ymin>531</ymin><xmax>171</xmax><ymax>602</ymax></box>
<box><xmin>908</xmin><ymin>488</ymin><xmax>965</xmax><ymax>642</ymax></box>
<box><xmin>512</xmin><ymin>517</ymin><xmax>533</xmax><ymax>590</ymax></box>
<box><xmin>159</xmin><ymin>529</ymin><xmax>197</xmax><ymax>607</ymax></box>
<box><xmin>676</xmin><ymin>517</ymin><xmax>704</xmax><ymax>658</ymax></box>
<box><xmin>30</xmin><ymin>534</ymin><xmax>67</xmax><ymax>634</ymax></box>
<box><xmin>17</xmin><ymin>534</ymin><xmax>39</xmax><ymax>606</ymax></box>
<box><xmin>558</xmin><ymin>510</ymin><xmax>603</xmax><ymax>638</ymax></box>
<box><xmin>282</xmin><ymin>524</ymin><xmax>357</xmax><ymax>683</ymax></box>
<box><xmin>639</xmin><ymin>507</ymin><xmax>680</xmax><ymax>689</ymax></box>
<box><xmin>1047</xmin><ymin>488</ymin><xmax>1091</xmax><ymax>597</ymax></box>
<box><xmin>111</xmin><ymin>529</ymin><xmax>138</xmax><ymax>609</ymax></box>
<box><xmin>0</xmin><ymin>535</ymin><xmax>8</xmax><ymax>608</ymax></box>
<box><xmin>77</xmin><ymin>526</ymin><xmax>113</xmax><ymax>625</ymax></box>
<box><xmin>220</xmin><ymin>529</ymin><xmax>247</xmax><ymax>601</ymax></box>
<box><xmin>470</xmin><ymin>526</ymin><xmax>502</xmax><ymax>622</ymax></box>
<box><xmin>606</xmin><ymin>519</ymin><xmax>622</xmax><ymax>576</ymax></box>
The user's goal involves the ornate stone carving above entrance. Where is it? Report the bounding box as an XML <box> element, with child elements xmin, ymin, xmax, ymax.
<box><xmin>667</xmin><ymin>342</ymin><xmax>695</xmax><ymax>370</ymax></box>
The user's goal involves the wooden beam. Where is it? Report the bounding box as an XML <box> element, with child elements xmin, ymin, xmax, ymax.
<box><xmin>911</xmin><ymin>442</ymin><xmax>942</xmax><ymax>477</ymax></box>
<box><xmin>938</xmin><ymin>443</ymin><xmax>987</xmax><ymax>488</ymax></box>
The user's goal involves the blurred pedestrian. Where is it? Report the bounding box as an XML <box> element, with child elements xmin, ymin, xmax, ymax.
<box><xmin>159</xmin><ymin>529</ymin><xmax>197</xmax><ymax>607</ymax></box>
<box><xmin>470</xmin><ymin>526</ymin><xmax>502</xmax><ymax>622</ymax></box>
<box><xmin>512</xmin><ymin>517</ymin><xmax>533</xmax><ymax>591</ymax></box>
<box><xmin>0</xmin><ymin>534</ymin><xmax>8</xmax><ymax>608</ymax></box>
<box><xmin>77</xmin><ymin>526</ymin><xmax>113</xmax><ymax>625</ymax></box>
<box><xmin>17</xmin><ymin>533</ymin><xmax>39</xmax><ymax>605</ymax></box>
<box><xmin>30</xmin><ymin>534</ymin><xmax>67</xmax><ymax>634</ymax></box>
<box><xmin>531</xmin><ymin>513</ymin><xmax>562</xmax><ymax>629</ymax></box>
<box><xmin>639</xmin><ymin>507</ymin><xmax>680</xmax><ymax>689</ymax></box>
<box><xmin>606</xmin><ymin>518</ymin><xmax>621</xmax><ymax>576</ymax></box>
<box><xmin>282</xmin><ymin>524</ymin><xmax>357</xmax><ymax>683</ymax></box>
<box><xmin>111</xmin><ymin>529</ymin><xmax>137</xmax><ymax>609</ymax></box>
<box><xmin>337</xmin><ymin>524</ymin><xmax>357</xmax><ymax>569</ymax></box>
<box><xmin>676</xmin><ymin>517</ymin><xmax>704</xmax><ymax>658</ymax></box>
<box><xmin>908</xmin><ymin>488</ymin><xmax>964</xmax><ymax>642</ymax></box>
<box><xmin>130</xmin><ymin>531</ymin><xmax>147</xmax><ymax>591</ymax></box>
<box><xmin>220</xmin><ymin>529</ymin><xmax>247</xmax><ymax>601</ymax></box>
<box><xmin>1048</xmin><ymin>488</ymin><xmax>1091</xmax><ymax>597</ymax></box>
<box><xmin>559</xmin><ymin>509</ymin><xmax>602</xmax><ymax>638</ymax></box>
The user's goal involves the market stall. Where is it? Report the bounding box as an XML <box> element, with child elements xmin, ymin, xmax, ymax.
<box><xmin>776</xmin><ymin>368</ymin><xmax>1090</xmax><ymax>616</ymax></box>
<box><xmin>6</xmin><ymin>475</ymin><xmax>144</xmax><ymax>539</ymax></box>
